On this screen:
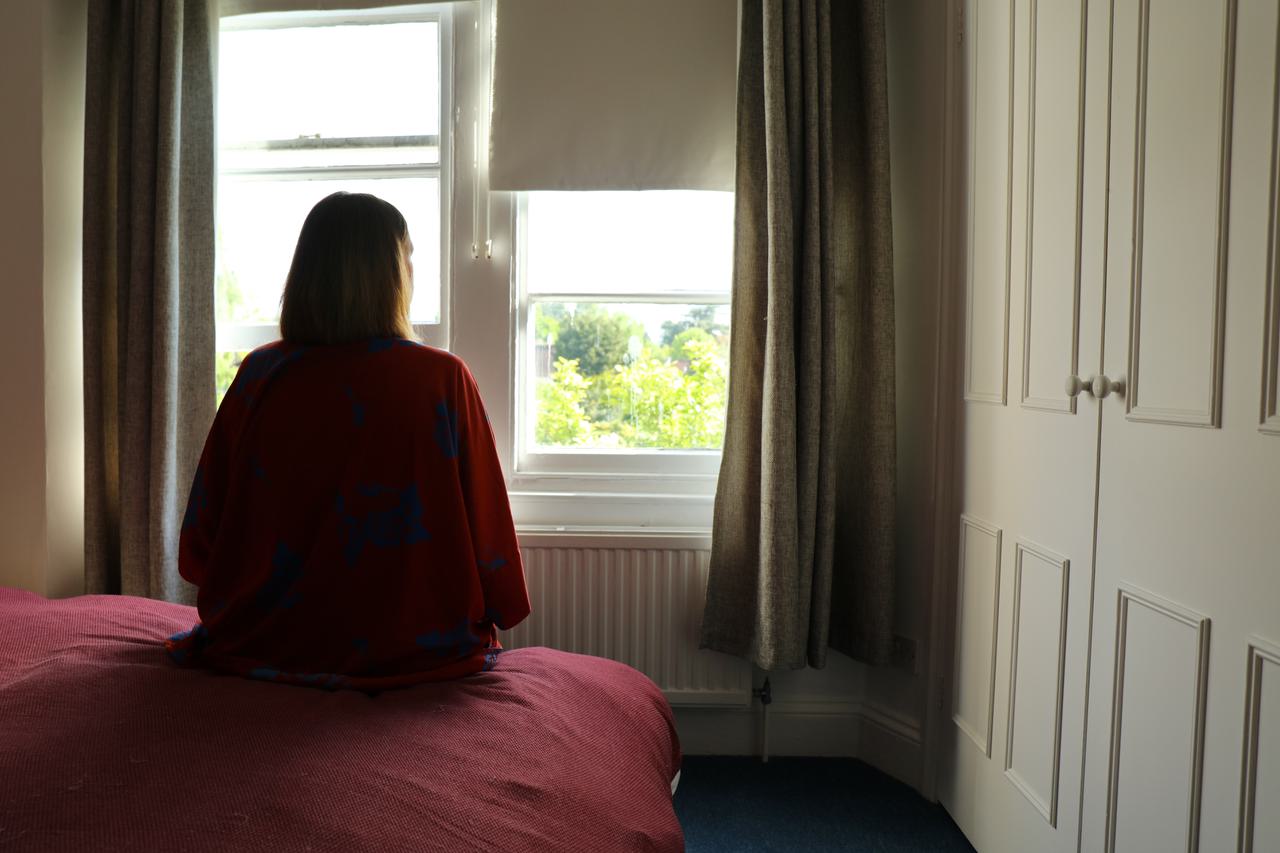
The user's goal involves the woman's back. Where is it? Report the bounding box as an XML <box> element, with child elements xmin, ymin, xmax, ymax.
<box><xmin>170</xmin><ymin>337</ymin><xmax>529</xmax><ymax>689</ymax></box>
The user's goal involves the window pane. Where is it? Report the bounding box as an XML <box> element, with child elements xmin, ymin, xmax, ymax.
<box><xmin>217</xmin><ymin>176</ymin><xmax>441</xmax><ymax>327</ymax></box>
<box><xmin>525</xmin><ymin>192</ymin><xmax>734</xmax><ymax>296</ymax></box>
<box><xmin>219</xmin><ymin>22</ymin><xmax>440</xmax><ymax>150</ymax></box>
<box><xmin>531</xmin><ymin>302</ymin><xmax>729</xmax><ymax>450</ymax></box>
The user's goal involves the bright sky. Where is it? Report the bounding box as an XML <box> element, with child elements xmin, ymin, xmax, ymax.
<box><xmin>218</xmin><ymin>22</ymin><xmax>439</xmax><ymax>144</ymax></box>
<box><xmin>218</xmin><ymin>176</ymin><xmax>441</xmax><ymax>324</ymax></box>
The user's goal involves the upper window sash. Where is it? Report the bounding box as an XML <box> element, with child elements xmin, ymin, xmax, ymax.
<box><xmin>213</xmin><ymin>4</ymin><xmax>453</xmax><ymax>349</ymax></box>
<box><xmin>220</xmin><ymin>136</ymin><xmax>442</xmax><ymax>180</ymax></box>
<box><xmin>219</xmin><ymin>6</ymin><xmax>445</xmax><ymax>31</ymax></box>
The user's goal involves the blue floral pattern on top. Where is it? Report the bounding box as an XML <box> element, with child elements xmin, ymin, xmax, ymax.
<box><xmin>247</xmin><ymin>667</ymin><xmax>345</xmax><ymax>689</ymax></box>
<box><xmin>477</xmin><ymin>556</ymin><xmax>506</xmax><ymax>573</ymax></box>
<box><xmin>415</xmin><ymin>618</ymin><xmax>482</xmax><ymax>658</ymax></box>
<box><xmin>336</xmin><ymin>484</ymin><xmax>431</xmax><ymax>567</ymax></box>
<box><xmin>165</xmin><ymin>624</ymin><xmax>209</xmax><ymax>664</ymax></box>
<box><xmin>255</xmin><ymin>542</ymin><xmax>305</xmax><ymax>610</ymax></box>
<box><xmin>342</xmin><ymin>386</ymin><xmax>366</xmax><ymax>426</ymax></box>
<box><xmin>434</xmin><ymin>403</ymin><xmax>459</xmax><ymax>459</ymax></box>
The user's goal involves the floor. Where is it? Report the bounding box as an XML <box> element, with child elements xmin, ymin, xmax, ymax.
<box><xmin>673</xmin><ymin>757</ymin><xmax>975</xmax><ymax>852</ymax></box>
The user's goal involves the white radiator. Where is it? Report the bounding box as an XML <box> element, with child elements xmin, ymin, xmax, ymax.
<box><xmin>501</xmin><ymin>537</ymin><xmax>752</xmax><ymax>707</ymax></box>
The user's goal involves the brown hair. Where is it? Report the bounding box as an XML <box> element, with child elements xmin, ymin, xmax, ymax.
<box><xmin>279</xmin><ymin>192</ymin><xmax>415</xmax><ymax>344</ymax></box>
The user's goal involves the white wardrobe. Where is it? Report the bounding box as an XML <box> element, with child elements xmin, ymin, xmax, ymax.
<box><xmin>939</xmin><ymin>0</ymin><xmax>1280</xmax><ymax>851</ymax></box>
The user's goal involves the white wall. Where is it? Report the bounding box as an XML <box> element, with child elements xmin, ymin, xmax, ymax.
<box><xmin>873</xmin><ymin>0</ymin><xmax>952</xmax><ymax>758</ymax></box>
<box><xmin>0</xmin><ymin>1</ymin><xmax>52</xmax><ymax>595</ymax></box>
<box><xmin>0</xmin><ymin>0</ymin><xmax>87</xmax><ymax>597</ymax></box>
<box><xmin>42</xmin><ymin>0</ymin><xmax>88</xmax><ymax>599</ymax></box>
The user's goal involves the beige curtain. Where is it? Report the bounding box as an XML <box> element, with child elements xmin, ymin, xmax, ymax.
<box><xmin>83</xmin><ymin>0</ymin><xmax>216</xmax><ymax>602</ymax></box>
<box><xmin>701</xmin><ymin>0</ymin><xmax>896</xmax><ymax>670</ymax></box>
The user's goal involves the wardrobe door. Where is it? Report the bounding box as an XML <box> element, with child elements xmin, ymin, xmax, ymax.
<box><xmin>1079</xmin><ymin>0</ymin><xmax>1280</xmax><ymax>850</ymax></box>
<box><xmin>939</xmin><ymin>0</ymin><xmax>1110</xmax><ymax>849</ymax></box>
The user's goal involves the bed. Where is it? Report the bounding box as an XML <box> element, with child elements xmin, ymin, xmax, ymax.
<box><xmin>0</xmin><ymin>588</ymin><xmax>684</xmax><ymax>852</ymax></box>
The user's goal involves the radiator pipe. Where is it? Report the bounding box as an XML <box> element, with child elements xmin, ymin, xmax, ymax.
<box><xmin>752</xmin><ymin>677</ymin><xmax>773</xmax><ymax>763</ymax></box>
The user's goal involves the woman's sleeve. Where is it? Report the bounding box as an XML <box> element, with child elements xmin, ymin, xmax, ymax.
<box><xmin>178</xmin><ymin>404</ymin><xmax>230</xmax><ymax>589</ymax></box>
<box><xmin>178</xmin><ymin>357</ymin><xmax>254</xmax><ymax>588</ymax></box>
<box><xmin>455</xmin><ymin>361</ymin><xmax>531</xmax><ymax>631</ymax></box>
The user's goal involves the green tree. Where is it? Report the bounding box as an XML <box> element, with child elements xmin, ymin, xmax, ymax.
<box><xmin>535</xmin><ymin>357</ymin><xmax>594</xmax><ymax>446</ymax></box>
<box><xmin>660</xmin><ymin>304</ymin><xmax>725</xmax><ymax>346</ymax></box>
<box><xmin>553</xmin><ymin>304</ymin><xmax>644</xmax><ymax>377</ymax></box>
<box><xmin>534</xmin><ymin>301</ymin><xmax>568</xmax><ymax>345</ymax></box>
<box><xmin>670</xmin><ymin>326</ymin><xmax>714</xmax><ymax>362</ymax></box>
<box><xmin>215</xmin><ymin>351</ymin><xmax>244</xmax><ymax>405</ymax></box>
<box><xmin>593</xmin><ymin>335</ymin><xmax>728</xmax><ymax>449</ymax></box>
<box><xmin>214</xmin><ymin>267</ymin><xmax>249</xmax><ymax>405</ymax></box>
<box><xmin>216</xmin><ymin>266</ymin><xmax>245</xmax><ymax>325</ymax></box>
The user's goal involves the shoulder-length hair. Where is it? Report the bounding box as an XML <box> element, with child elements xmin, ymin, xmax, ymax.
<box><xmin>279</xmin><ymin>192</ymin><xmax>415</xmax><ymax>344</ymax></box>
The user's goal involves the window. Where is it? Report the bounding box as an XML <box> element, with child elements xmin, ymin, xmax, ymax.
<box><xmin>215</xmin><ymin>6</ymin><xmax>451</xmax><ymax>399</ymax></box>
<box><xmin>214</xmin><ymin>2</ymin><xmax>733</xmax><ymax>530</ymax></box>
<box><xmin>515</xmin><ymin>191</ymin><xmax>734</xmax><ymax>472</ymax></box>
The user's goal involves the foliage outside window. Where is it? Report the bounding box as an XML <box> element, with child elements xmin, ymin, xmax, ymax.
<box><xmin>533</xmin><ymin>303</ymin><xmax>729</xmax><ymax>450</ymax></box>
<box><xmin>521</xmin><ymin>191</ymin><xmax>734</xmax><ymax>456</ymax></box>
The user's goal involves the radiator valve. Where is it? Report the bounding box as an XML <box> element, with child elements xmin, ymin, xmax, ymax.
<box><xmin>752</xmin><ymin>677</ymin><xmax>773</xmax><ymax>706</ymax></box>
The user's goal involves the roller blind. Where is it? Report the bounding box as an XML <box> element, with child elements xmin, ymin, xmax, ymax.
<box><xmin>489</xmin><ymin>0</ymin><xmax>737</xmax><ymax>192</ymax></box>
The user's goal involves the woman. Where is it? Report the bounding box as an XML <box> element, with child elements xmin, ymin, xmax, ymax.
<box><xmin>167</xmin><ymin>192</ymin><xmax>530</xmax><ymax>690</ymax></box>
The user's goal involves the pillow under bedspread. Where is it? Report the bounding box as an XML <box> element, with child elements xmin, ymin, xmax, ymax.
<box><xmin>0</xmin><ymin>588</ymin><xmax>683</xmax><ymax>852</ymax></box>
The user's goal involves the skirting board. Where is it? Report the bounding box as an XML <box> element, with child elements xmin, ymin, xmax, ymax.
<box><xmin>673</xmin><ymin>700</ymin><xmax>924</xmax><ymax>791</ymax></box>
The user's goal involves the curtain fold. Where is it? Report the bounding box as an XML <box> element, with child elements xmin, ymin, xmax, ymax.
<box><xmin>701</xmin><ymin>0</ymin><xmax>896</xmax><ymax>670</ymax></box>
<box><xmin>83</xmin><ymin>0</ymin><xmax>216</xmax><ymax>602</ymax></box>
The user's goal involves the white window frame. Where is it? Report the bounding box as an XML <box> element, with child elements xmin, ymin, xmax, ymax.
<box><xmin>487</xmin><ymin>196</ymin><xmax>727</xmax><ymax>532</ymax></box>
<box><xmin>511</xmin><ymin>194</ymin><xmax>729</xmax><ymax>481</ymax></box>
<box><xmin>215</xmin><ymin>3</ymin><xmax>453</xmax><ymax>353</ymax></box>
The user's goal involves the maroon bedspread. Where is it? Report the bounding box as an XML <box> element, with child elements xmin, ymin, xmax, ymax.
<box><xmin>0</xmin><ymin>588</ymin><xmax>683</xmax><ymax>852</ymax></box>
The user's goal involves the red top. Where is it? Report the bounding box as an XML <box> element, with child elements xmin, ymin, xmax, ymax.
<box><xmin>166</xmin><ymin>338</ymin><xmax>530</xmax><ymax>690</ymax></box>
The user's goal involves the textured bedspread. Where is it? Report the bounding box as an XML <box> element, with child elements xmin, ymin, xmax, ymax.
<box><xmin>0</xmin><ymin>588</ymin><xmax>683</xmax><ymax>852</ymax></box>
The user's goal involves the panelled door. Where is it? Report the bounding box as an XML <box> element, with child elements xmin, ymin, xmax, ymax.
<box><xmin>1077</xmin><ymin>0</ymin><xmax>1280</xmax><ymax>850</ymax></box>
<box><xmin>939</xmin><ymin>0</ymin><xmax>1110</xmax><ymax>850</ymax></box>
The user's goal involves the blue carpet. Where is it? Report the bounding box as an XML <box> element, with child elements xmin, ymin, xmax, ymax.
<box><xmin>673</xmin><ymin>757</ymin><xmax>975</xmax><ymax>852</ymax></box>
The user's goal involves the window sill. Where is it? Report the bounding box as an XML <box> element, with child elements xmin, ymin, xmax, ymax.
<box><xmin>508</xmin><ymin>488</ymin><xmax>715</xmax><ymax>532</ymax></box>
<box><xmin>515</xmin><ymin>524</ymin><xmax>713</xmax><ymax>551</ymax></box>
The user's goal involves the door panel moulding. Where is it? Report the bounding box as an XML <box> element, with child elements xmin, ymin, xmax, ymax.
<box><xmin>1261</xmin><ymin>0</ymin><xmax>1280</xmax><ymax>436</ymax></box>
<box><xmin>953</xmin><ymin>514</ymin><xmax>1003</xmax><ymax>757</ymax></box>
<box><xmin>964</xmin><ymin>0</ymin><xmax>1016</xmax><ymax>405</ymax></box>
<box><xmin>1019</xmin><ymin>0</ymin><xmax>1089</xmax><ymax>416</ymax></box>
<box><xmin>1103</xmin><ymin>583</ymin><xmax>1211</xmax><ymax>853</ymax></box>
<box><xmin>1238</xmin><ymin>636</ymin><xmax>1280</xmax><ymax>853</ymax></box>
<box><xmin>1125</xmin><ymin>0</ymin><xmax>1235</xmax><ymax>429</ymax></box>
<box><xmin>1002</xmin><ymin>538</ymin><xmax>1071</xmax><ymax>826</ymax></box>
